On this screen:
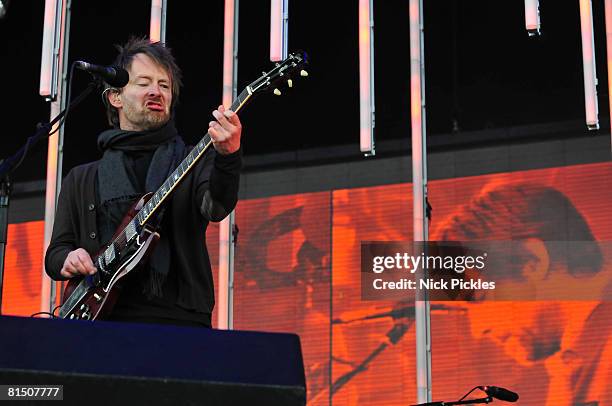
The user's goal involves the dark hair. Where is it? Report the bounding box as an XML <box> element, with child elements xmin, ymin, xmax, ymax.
<box><xmin>433</xmin><ymin>183</ymin><xmax>602</xmax><ymax>277</ymax></box>
<box><xmin>103</xmin><ymin>37</ymin><xmax>183</xmax><ymax>127</ymax></box>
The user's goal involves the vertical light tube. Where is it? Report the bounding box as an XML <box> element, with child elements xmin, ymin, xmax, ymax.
<box><xmin>606</xmin><ymin>0</ymin><xmax>612</xmax><ymax>150</ymax></box>
<box><xmin>579</xmin><ymin>0</ymin><xmax>600</xmax><ymax>130</ymax></box>
<box><xmin>410</xmin><ymin>0</ymin><xmax>432</xmax><ymax>404</ymax></box>
<box><xmin>218</xmin><ymin>0</ymin><xmax>239</xmax><ymax>330</ymax></box>
<box><xmin>270</xmin><ymin>0</ymin><xmax>288</xmax><ymax>61</ymax></box>
<box><xmin>39</xmin><ymin>0</ymin><xmax>58</xmax><ymax>98</ymax></box>
<box><xmin>524</xmin><ymin>0</ymin><xmax>541</xmax><ymax>36</ymax></box>
<box><xmin>359</xmin><ymin>0</ymin><xmax>375</xmax><ymax>156</ymax></box>
<box><xmin>41</xmin><ymin>0</ymin><xmax>70</xmax><ymax>315</ymax></box>
<box><xmin>150</xmin><ymin>0</ymin><xmax>167</xmax><ymax>43</ymax></box>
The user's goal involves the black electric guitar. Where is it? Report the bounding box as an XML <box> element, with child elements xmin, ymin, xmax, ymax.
<box><xmin>58</xmin><ymin>52</ymin><xmax>308</xmax><ymax>320</ymax></box>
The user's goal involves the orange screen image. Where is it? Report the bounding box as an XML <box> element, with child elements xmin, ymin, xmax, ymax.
<box><xmin>5</xmin><ymin>162</ymin><xmax>612</xmax><ymax>405</ymax></box>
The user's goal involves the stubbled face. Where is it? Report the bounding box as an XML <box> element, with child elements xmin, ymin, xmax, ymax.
<box><xmin>113</xmin><ymin>53</ymin><xmax>172</xmax><ymax>131</ymax></box>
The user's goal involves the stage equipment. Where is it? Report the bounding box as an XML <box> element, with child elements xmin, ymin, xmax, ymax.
<box><xmin>0</xmin><ymin>316</ymin><xmax>306</xmax><ymax>405</ymax></box>
<box><xmin>0</xmin><ymin>180</ymin><xmax>7</xmax><ymax>313</ymax></box>
<box><xmin>524</xmin><ymin>0</ymin><xmax>541</xmax><ymax>36</ymax></box>
<box><xmin>270</xmin><ymin>0</ymin><xmax>288</xmax><ymax>61</ymax></box>
<box><xmin>0</xmin><ymin>77</ymin><xmax>100</xmax><ymax>314</ymax></box>
<box><xmin>150</xmin><ymin>0</ymin><xmax>167</xmax><ymax>42</ymax></box>
<box><xmin>75</xmin><ymin>61</ymin><xmax>129</xmax><ymax>87</ymax></box>
<box><xmin>410</xmin><ymin>0</ymin><xmax>432</xmax><ymax>403</ymax></box>
<box><xmin>359</xmin><ymin>0</ymin><xmax>376</xmax><ymax>156</ymax></box>
<box><xmin>412</xmin><ymin>386</ymin><xmax>519</xmax><ymax>406</ymax></box>
<box><xmin>478</xmin><ymin>386</ymin><xmax>519</xmax><ymax>402</ymax></box>
<box><xmin>39</xmin><ymin>0</ymin><xmax>70</xmax><ymax>316</ymax></box>
<box><xmin>39</xmin><ymin>0</ymin><xmax>64</xmax><ymax>99</ymax></box>
<box><xmin>0</xmin><ymin>0</ymin><xmax>10</xmax><ymax>19</ymax></box>
<box><xmin>579</xmin><ymin>0</ymin><xmax>599</xmax><ymax>130</ymax></box>
<box><xmin>218</xmin><ymin>0</ymin><xmax>239</xmax><ymax>330</ymax></box>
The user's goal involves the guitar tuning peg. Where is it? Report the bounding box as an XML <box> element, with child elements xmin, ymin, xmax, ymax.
<box><xmin>287</xmin><ymin>79</ymin><xmax>293</xmax><ymax>88</ymax></box>
<box><xmin>300</xmin><ymin>70</ymin><xmax>309</xmax><ymax>77</ymax></box>
<box><xmin>273</xmin><ymin>88</ymin><xmax>282</xmax><ymax>96</ymax></box>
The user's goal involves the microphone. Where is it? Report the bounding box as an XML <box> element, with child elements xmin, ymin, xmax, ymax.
<box><xmin>75</xmin><ymin>61</ymin><xmax>129</xmax><ymax>87</ymax></box>
<box><xmin>479</xmin><ymin>386</ymin><xmax>519</xmax><ymax>402</ymax></box>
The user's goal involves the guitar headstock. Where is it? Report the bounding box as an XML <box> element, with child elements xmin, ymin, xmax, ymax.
<box><xmin>247</xmin><ymin>51</ymin><xmax>309</xmax><ymax>97</ymax></box>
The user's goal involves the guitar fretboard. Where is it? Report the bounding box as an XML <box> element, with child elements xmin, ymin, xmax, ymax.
<box><xmin>135</xmin><ymin>87</ymin><xmax>251</xmax><ymax>228</ymax></box>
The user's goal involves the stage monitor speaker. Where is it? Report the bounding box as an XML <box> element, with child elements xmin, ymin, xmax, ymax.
<box><xmin>0</xmin><ymin>316</ymin><xmax>306</xmax><ymax>406</ymax></box>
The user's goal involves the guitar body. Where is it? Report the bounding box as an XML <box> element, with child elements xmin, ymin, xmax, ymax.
<box><xmin>59</xmin><ymin>193</ymin><xmax>160</xmax><ymax>320</ymax></box>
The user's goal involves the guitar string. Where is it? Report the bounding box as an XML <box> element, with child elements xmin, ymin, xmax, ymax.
<box><xmin>106</xmin><ymin>135</ymin><xmax>213</xmax><ymax>251</ymax></box>
<box><xmin>100</xmin><ymin>114</ymin><xmax>222</xmax><ymax>262</ymax></box>
<box><xmin>108</xmin><ymin>91</ymin><xmax>249</xmax><ymax>249</ymax></box>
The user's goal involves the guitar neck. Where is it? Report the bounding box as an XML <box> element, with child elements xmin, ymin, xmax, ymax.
<box><xmin>135</xmin><ymin>87</ymin><xmax>252</xmax><ymax>227</ymax></box>
<box><xmin>102</xmin><ymin>87</ymin><xmax>252</xmax><ymax>255</ymax></box>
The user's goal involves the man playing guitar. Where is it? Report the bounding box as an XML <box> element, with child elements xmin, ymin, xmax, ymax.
<box><xmin>44</xmin><ymin>37</ymin><xmax>242</xmax><ymax>327</ymax></box>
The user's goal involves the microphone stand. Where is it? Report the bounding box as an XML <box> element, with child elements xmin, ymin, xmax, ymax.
<box><xmin>0</xmin><ymin>80</ymin><xmax>100</xmax><ymax>314</ymax></box>
<box><xmin>412</xmin><ymin>397</ymin><xmax>493</xmax><ymax>406</ymax></box>
<box><xmin>331</xmin><ymin>303</ymin><xmax>463</xmax><ymax>325</ymax></box>
<box><xmin>310</xmin><ymin>303</ymin><xmax>464</xmax><ymax>402</ymax></box>
<box><xmin>0</xmin><ymin>178</ymin><xmax>9</xmax><ymax>314</ymax></box>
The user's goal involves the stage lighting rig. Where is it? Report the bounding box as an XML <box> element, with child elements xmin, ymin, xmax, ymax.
<box><xmin>0</xmin><ymin>0</ymin><xmax>11</xmax><ymax>20</ymax></box>
<box><xmin>524</xmin><ymin>0</ymin><xmax>541</xmax><ymax>36</ymax></box>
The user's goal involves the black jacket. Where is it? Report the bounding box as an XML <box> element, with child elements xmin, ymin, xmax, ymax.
<box><xmin>45</xmin><ymin>146</ymin><xmax>242</xmax><ymax>319</ymax></box>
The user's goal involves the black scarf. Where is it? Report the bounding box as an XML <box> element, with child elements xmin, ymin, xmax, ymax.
<box><xmin>97</xmin><ymin>121</ymin><xmax>186</xmax><ymax>298</ymax></box>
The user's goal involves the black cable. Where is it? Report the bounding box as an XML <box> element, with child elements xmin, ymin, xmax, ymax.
<box><xmin>9</xmin><ymin>62</ymin><xmax>78</xmax><ymax>175</ymax></box>
<box><xmin>52</xmin><ymin>303</ymin><xmax>61</xmax><ymax>317</ymax></box>
<box><xmin>458</xmin><ymin>386</ymin><xmax>480</xmax><ymax>402</ymax></box>
<box><xmin>9</xmin><ymin>135</ymin><xmax>32</xmax><ymax>173</ymax></box>
<box><xmin>30</xmin><ymin>311</ymin><xmax>56</xmax><ymax>318</ymax></box>
<box><xmin>29</xmin><ymin>304</ymin><xmax>62</xmax><ymax>319</ymax></box>
<box><xmin>48</xmin><ymin>61</ymin><xmax>78</xmax><ymax>137</ymax></box>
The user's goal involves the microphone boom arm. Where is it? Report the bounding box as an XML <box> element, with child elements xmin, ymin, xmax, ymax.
<box><xmin>412</xmin><ymin>396</ymin><xmax>494</xmax><ymax>406</ymax></box>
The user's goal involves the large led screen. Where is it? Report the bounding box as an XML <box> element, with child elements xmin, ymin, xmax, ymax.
<box><xmin>5</xmin><ymin>162</ymin><xmax>612</xmax><ymax>405</ymax></box>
